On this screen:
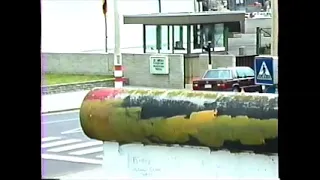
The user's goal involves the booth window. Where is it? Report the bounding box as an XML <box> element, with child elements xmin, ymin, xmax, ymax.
<box><xmin>144</xmin><ymin>23</ymin><xmax>229</xmax><ymax>54</ymax></box>
<box><xmin>145</xmin><ymin>25</ymin><xmax>171</xmax><ymax>53</ymax></box>
<box><xmin>172</xmin><ymin>25</ymin><xmax>187</xmax><ymax>53</ymax></box>
<box><xmin>145</xmin><ymin>25</ymin><xmax>157</xmax><ymax>52</ymax></box>
<box><xmin>214</xmin><ymin>23</ymin><xmax>225</xmax><ymax>51</ymax></box>
<box><xmin>193</xmin><ymin>25</ymin><xmax>202</xmax><ymax>49</ymax></box>
<box><xmin>174</xmin><ymin>26</ymin><xmax>184</xmax><ymax>49</ymax></box>
<box><xmin>200</xmin><ymin>23</ymin><xmax>226</xmax><ymax>52</ymax></box>
<box><xmin>202</xmin><ymin>24</ymin><xmax>214</xmax><ymax>45</ymax></box>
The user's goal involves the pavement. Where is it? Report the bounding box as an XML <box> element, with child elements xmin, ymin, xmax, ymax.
<box><xmin>41</xmin><ymin>110</ymin><xmax>104</xmax><ymax>178</ymax></box>
<box><xmin>41</xmin><ymin>87</ymin><xmax>166</xmax><ymax>114</ymax></box>
<box><xmin>41</xmin><ymin>90</ymin><xmax>104</xmax><ymax>178</ymax></box>
<box><xmin>41</xmin><ymin>90</ymin><xmax>89</xmax><ymax>113</ymax></box>
<box><xmin>41</xmin><ymin>87</ymin><xmax>164</xmax><ymax>179</ymax></box>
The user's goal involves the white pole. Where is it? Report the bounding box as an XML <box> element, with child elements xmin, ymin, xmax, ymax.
<box><xmin>271</xmin><ymin>0</ymin><xmax>278</xmax><ymax>56</ymax></box>
<box><xmin>113</xmin><ymin>0</ymin><xmax>123</xmax><ymax>88</ymax></box>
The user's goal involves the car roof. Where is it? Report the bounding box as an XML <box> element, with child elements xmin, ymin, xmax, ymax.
<box><xmin>209</xmin><ymin>66</ymin><xmax>251</xmax><ymax>71</ymax></box>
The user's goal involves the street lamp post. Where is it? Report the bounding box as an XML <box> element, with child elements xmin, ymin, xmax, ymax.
<box><xmin>203</xmin><ymin>41</ymin><xmax>212</xmax><ymax>69</ymax></box>
<box><xmin>271</xmin><ymin>0</ymin><xmax>278</xmax><ymax>56</ymax></box>
<box><xmin>113</xmin><ymin>0</ymin><xmax>123</xmax><ymax>88</ymax></box>
<box><xmin>103</xmin><ymin>0</ymin><xmax>108</xmax><ymax>53</ymax></box>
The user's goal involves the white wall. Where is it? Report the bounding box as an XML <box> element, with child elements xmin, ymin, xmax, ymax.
<box><xmin>102</xmin><ymin>142</ymin><xmax>278</xmax><ymax>179</ymax></box>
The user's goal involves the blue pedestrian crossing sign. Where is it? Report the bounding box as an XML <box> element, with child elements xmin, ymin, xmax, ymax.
<box><xmin>257</xmin><ymin>61</ymin><xmax>272</xmax><ymax>80</ymax></box>
<box><xmin>254</xmin><ymin>56</ymin><xmax>278</xmax><ymax>85</ymax></box>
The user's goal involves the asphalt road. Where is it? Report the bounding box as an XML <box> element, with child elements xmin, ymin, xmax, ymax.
<box><xmin>41</xmin><ymin>111</ymin><xmax>103</xmax><ymax>178</ymax></box>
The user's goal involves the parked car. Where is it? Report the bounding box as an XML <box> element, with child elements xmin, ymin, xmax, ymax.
<box><xmin>192</xmin><ymin>66</ymin><xmax>262</xmax><ymax>92</ymax></box>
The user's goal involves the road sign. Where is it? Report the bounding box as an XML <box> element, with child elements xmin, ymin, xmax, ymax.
<box><xmin>254</xmin><ymin>56</ymin><xmax>276</xmax><ymax>85</ymax></box>
<box><xmin>257</xmin><ymin>61</ymin><xmax>272</xmax><ymax>81</ymax></box>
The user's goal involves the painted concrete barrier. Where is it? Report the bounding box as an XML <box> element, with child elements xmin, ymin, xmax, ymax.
<box><xmin>80</xmin><ymin>88</ymin><xmax>278</xmax><ymax>178</ymax></box>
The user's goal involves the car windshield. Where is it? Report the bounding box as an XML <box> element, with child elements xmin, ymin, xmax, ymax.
<box><xmin>203</xmin><ymin>69</ymin><xmax>231</xmax><ymax>79</ymax></box>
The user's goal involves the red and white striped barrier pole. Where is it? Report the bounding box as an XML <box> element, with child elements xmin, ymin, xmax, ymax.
<box><xmin>113</xmin><ymin>0</ymin><xmax>123</xmax><ymax>88</ymax></box>
<box><xmin>114</xmin><ymin>63</ymin><xmax>123</xmax><ymax>88</ymax></box>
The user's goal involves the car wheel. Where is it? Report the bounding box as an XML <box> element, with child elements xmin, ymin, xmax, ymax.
<box><xmin>232</xmin><ymin>87</ymin><xmax>240</xmax><ymax>92</ymax></box>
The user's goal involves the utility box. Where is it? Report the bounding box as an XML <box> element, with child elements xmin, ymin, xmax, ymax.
<box><xmin>254</xmin><ymin>55</ymin><xmax>278</xmax><ymax>85</ymax></box>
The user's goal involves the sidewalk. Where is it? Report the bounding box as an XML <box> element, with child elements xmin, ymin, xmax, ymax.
<box><xmin>41</xmin><ymin>86</ymin><xmax>183</xmax><ymax>113</ymax></box>
<box><xmin>41</xmin><ymin>87</ymin><xmax>162</xmax><ymax>178</ymax></box>
<box><xmin>41</xmin><ymin>90</ymin><xmax>89</xmax><ymax>113</ymax></box>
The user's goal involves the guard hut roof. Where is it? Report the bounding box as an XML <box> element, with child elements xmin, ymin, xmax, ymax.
<box><xmin>123</xmin><ymin>11</ymin><xmax>246</xmax><ymax>25</ymax></box>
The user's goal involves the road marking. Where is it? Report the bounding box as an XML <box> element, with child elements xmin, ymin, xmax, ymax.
<box><xmin>96</xmin><ymin>155</ymin><xmax>103</xmax><ymax>159</ymax></box>
<box><xmin>42</xmin><ymin>110</ymin><xmax>80</xmax><ymax>116</ymax></box>
<box><xmin>42</xmin><ymin>139</ymin><xmax>82</xmax><ymax>148</ymax></box>
<box><xmin>42</xmin><ymin>118</ymin><xmax>78</xmax><ymax>124</ymax></box>
<box><xmin>61</xmin><ymin>127</ymin><xmax>82</xmax><ymax>135</ymax></box>
<box><xmin>47</xmin><ymin>141</ymin><xmax>102</xmax><ymax>153</ymax></box>
<box><xmin>41</xmin><ymin>137</ymin><xmax>62</xmax><ymax>142</ymax></box>
<box><xmin>69</xmin><ymin>146</ymin><xmax>103</xmax><ymax>155</ymax></box>
<box><xmin>42</xmin><ymin>153</ymin><xmax>102</xmax><ymax>165</ymax></box>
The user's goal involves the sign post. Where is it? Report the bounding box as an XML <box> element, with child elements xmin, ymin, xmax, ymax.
<box><xmin>254</xmin><ymin>55</ymin><xmax>278</xmax><ymax>93</ymax></box>
<box><xmin>271</xmin><ymin>0</ymin><xmax>278</xmax><ymax>56</ymax></box>
<box><xmin>102</xmin><ymin>0</ymin><xmax>108</xmax><ymax>53</ymax></box>
<box><xmin>202</xmin><ymin>41</ymin><xmax>212</xmax><ymax>69</ymax></box>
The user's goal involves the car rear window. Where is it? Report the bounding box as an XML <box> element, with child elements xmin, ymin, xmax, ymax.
<box><xmin>203</xmin><ymin>69</ymin><xmax>231</xmax><ymax>79</ymax></box>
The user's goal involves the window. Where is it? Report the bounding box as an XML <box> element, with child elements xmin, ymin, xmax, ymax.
<box><xmin>145</xmin><ymin>25</ymin><xmax>171</xmax><ymax>53</ymax></box>
<box><xmin>145</xmin><ymin>25</ymin><xmax>157</xmax><ymax>52</ymax></box>
<box><xmin>173</xmin><ymin>25</ymin><xmax>187</xmax><ymax>53</ymax></box>
<box><xmin>193</xmin><ymin>25</ymin><xmax>202</xmax><ymax>49</ymax></box>
<box><xmin>236</xmin><ymin>68</ymin><xmax>254</xmax><ymax>78</ymax></box>
<box><xmin>214</xmin><ymin>23</ymin><xmax>224</xmax><ymax>50</ymax></box>
<box><xmin>203</xmin><ymin>70</ymin><xmax>232</xmax><ymax>79</ymax></box>
<box><xmin>236</xmin><ymin>69</ymin><xmax>246</xmax><ymax>78</ymax></box>
<box><xmin>243</xmin><ymin>68</ymin><xmax>255</xmax><ymax>77</ymax></box>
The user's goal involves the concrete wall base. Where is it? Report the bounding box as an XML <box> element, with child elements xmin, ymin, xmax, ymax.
<box><xmin>102</xmin><ymin>142</ymin><xmax>278</xmax><ymax>179</ymax></box>
<box><xmin>184</xmin><ymin>84</ymin><xmax>193</xmax><ymax>90</ymax></box>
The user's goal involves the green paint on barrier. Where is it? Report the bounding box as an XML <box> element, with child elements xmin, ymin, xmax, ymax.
<box><xmin>80</xmin><ymin>88</ymin><xmax>278</xmax><ymax>153</ymax></box>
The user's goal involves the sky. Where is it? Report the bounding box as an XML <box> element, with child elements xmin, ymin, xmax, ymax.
<box><xmin>41</xmin><ymin>0</ymin><xmax>195</xmax><ymax>53</ymax></box>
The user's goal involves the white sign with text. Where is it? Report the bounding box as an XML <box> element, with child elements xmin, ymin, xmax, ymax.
<box><xmin>149</xmin><ymin>56</ymin><xmax>169</xmax><ymax>75</ymax></box>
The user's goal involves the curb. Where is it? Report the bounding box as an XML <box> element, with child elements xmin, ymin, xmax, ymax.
<box><xmin>43</xmin><ymin>78</ymin><xmax>115</xmax><ymax>88</ymax></box>
<box><xmin>41</xmin><ymin>108</ymin><xmax>80</xmax><ymax>115</ymax></box>
<box><xmin>41</xmin><ymin>79</ymin><xmax>114</xmax><ymax>95</ymax></box>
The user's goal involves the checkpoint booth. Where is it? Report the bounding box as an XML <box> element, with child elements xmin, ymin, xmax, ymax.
<box><xmin>123</xmin><ymin>11</ymin><xmax>246</xmax><ymax>54</ymax></box>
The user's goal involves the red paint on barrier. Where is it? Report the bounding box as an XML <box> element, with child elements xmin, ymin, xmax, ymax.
<box><xmin>85</xmin><ymin>88</ymin><xmax>123</xmax><ymax>100</ymax></box>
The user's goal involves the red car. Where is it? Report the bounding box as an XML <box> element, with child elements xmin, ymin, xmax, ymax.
<box><xmin>192</xmin><ymin>66</ymin><xmax>262</xmax><ymax>92</ymax></box>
